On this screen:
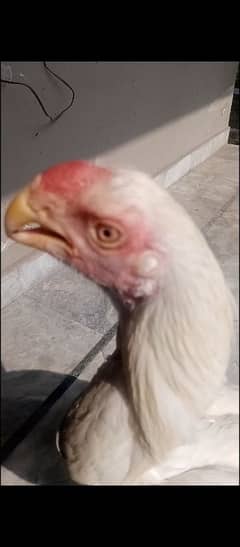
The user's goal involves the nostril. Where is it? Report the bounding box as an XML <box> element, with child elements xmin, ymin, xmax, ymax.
<box><xmin>41</xmin><ymin>206</ymin><xmax>51</xmax><ymax>214</ymax></box>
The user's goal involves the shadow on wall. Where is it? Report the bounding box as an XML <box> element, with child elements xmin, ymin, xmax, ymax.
<box><xmin>1</xmin><ymin>62</ymin><xmax>238</xmax><ymax>196</ymax></box>
<box><xmin>1</xmin><ymin>364</ymin><xmax>87</xmax><ymax>485</ymax></box>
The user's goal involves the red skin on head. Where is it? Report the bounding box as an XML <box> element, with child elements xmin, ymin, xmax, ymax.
<box><xmin>29</xmin><ymin>160</ymin><xmax>159</xmax><ymax>302</ymax></box>
<box><xmin>33</xmin><ymin>160</ymin><xmax>152</xmax><ymax>258</ymax></box>
<box><xmin>40</xmin><ymin>161</ymin><xmax>112</xmax><ymax>198</ymax></box>
<box><xmin>36</xmin><ymin>159</ymin><xmax>155</xmax><ymax>260</ymax></box>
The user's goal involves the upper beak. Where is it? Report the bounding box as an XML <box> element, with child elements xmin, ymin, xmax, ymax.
<box><xmin>5</xmin><ymin>187</ymin><xmax>37</xmax><ymax>239</ymax></box>
<box><xmin>5</xmin><ymin>186</ymin><xmax>71</xmax><ymax>257</ymax></box>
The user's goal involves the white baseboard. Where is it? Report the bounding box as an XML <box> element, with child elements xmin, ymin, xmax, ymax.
<box><xmin>154</xmin><ymin>128</ymin><xmax>230</xmax><ymax>188</ymax></box>
<box><xmin>1</xmin><ymin>128</ymin><xmax>230</xmax><ymax>309</ymax></box>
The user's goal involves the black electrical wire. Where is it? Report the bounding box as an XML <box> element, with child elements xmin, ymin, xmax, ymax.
<box><xmin>1</xmin><ymin>61</ymin><xmax>75</xmax><ymax>122</ymax></box>
<box><xmin>42</xmin><ymin>61</ymin><xmax>75</xmax><ymax>120</ymax></box>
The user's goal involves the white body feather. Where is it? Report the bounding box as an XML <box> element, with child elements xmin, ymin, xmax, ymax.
<box><xmin>136</xmin><ymin>384</ymin><xmax>239</xmax><ymax>485</ymax></box>
<box><xmin>58</xmin><ymin>171</ymin><xmax>238</xmax><ymax>486</ymax></box>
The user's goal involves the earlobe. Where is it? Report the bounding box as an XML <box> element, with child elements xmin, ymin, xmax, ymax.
<box><xmin>136</xmin><ymin>252</ymin><xmax>159</xmax><ymax>277</ymax></box>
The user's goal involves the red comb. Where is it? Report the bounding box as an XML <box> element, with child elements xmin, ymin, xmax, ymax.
<box><xmin>40</xmin><ymin>161</ymin><xmax>111</xmax><ymax>196</ymax></box>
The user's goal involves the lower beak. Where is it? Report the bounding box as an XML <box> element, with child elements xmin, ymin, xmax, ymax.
<box><xmin>5</xmin><ymin>187</ymin><xmax>71</xmax><ymax>257</ymax></box>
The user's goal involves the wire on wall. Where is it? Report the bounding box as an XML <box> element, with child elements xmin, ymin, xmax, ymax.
<box><xmin>1</xmin><ymin>61</ymin><xmax>75</xmax><ymax>122</ymax></box>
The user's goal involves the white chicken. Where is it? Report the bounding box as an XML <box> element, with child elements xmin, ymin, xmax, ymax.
<box><xmin>5</xmin><ymin>161</ymin><xmax>239</xmax><ymax>485</ymax></box>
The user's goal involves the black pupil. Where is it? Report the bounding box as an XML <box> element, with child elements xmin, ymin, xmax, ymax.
<box><xmin>103</xmin><ymin>228</ymin><xmax>112</xmax><ymax>238</ymax></box>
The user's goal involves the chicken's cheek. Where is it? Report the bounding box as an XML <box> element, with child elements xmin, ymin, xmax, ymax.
<box><xmin>70</xmin><ymin>252</ymin><xmax>121</xmax><ymax>289</ymax></box>
<box><xmin>70</xmin><ymin>250</ymin><xmax>156</xmax><ymax>302</ymax></box>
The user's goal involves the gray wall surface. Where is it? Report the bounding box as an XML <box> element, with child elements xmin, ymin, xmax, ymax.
<box><xmin>1</xmin><ymin>61</ymin><xmax>238</xmax><ymax>199</ymax></box>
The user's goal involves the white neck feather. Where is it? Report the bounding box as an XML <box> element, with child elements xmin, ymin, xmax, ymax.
<box><xmin>120</xmin><ymin>239</ymin><xmax>234</xmax><ymax>462</ymax></box>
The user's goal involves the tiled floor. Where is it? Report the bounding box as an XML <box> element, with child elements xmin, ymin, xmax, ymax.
<box><xmin>1</xmin><ymin>144</ymin><xmax>239</xmax><ymax>485</ymax></box>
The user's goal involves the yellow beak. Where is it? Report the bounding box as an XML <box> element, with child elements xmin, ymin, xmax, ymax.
<box><xmin>5</xmin><ymin>187</ymin><xmax>37</xmax><ymax>240</ymax></box>
<box><xmin>5</xmin><ymin>187</ymin><xmax>71</xmax><ymax>257</ymax></box>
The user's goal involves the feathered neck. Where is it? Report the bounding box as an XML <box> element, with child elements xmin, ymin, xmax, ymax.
<box><xmin>118</xmin><ymin>250</ymin><xmax>234</xmax><ymax>462</ymax></box>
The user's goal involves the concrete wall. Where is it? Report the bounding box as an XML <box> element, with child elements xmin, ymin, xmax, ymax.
<box><xmin>1</xmin><ymin>61</ymin><xmax>238</xmax><ymax>263</ymax></box>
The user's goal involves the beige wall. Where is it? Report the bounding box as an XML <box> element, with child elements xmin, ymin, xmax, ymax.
<box><xmin>1</xmin><ymin>61</ymin><xmax>238</xmax><ymax>256</ymax></box>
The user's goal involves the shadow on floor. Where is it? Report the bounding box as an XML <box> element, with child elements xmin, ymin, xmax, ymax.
<box><xmin>1</xmin><ymin>364</ymin><xmax>88</xmax><ymax>485</ymax></box>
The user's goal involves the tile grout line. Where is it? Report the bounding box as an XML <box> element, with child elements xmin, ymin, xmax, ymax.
<box><xmin>1</xmin><ymin>322</ymin><xmax>117</xmax><ymax>464</ymax></box>
<box><xmin>203</xmin><ymin>194</ymin><xmax>237</xmax><ymax>232</ymax></box>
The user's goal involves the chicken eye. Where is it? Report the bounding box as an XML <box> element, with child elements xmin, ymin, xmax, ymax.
<box><xmin>89</xmin><ymin>222</ymin><xmax>123</xmax><ymax>248</ymax></box>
